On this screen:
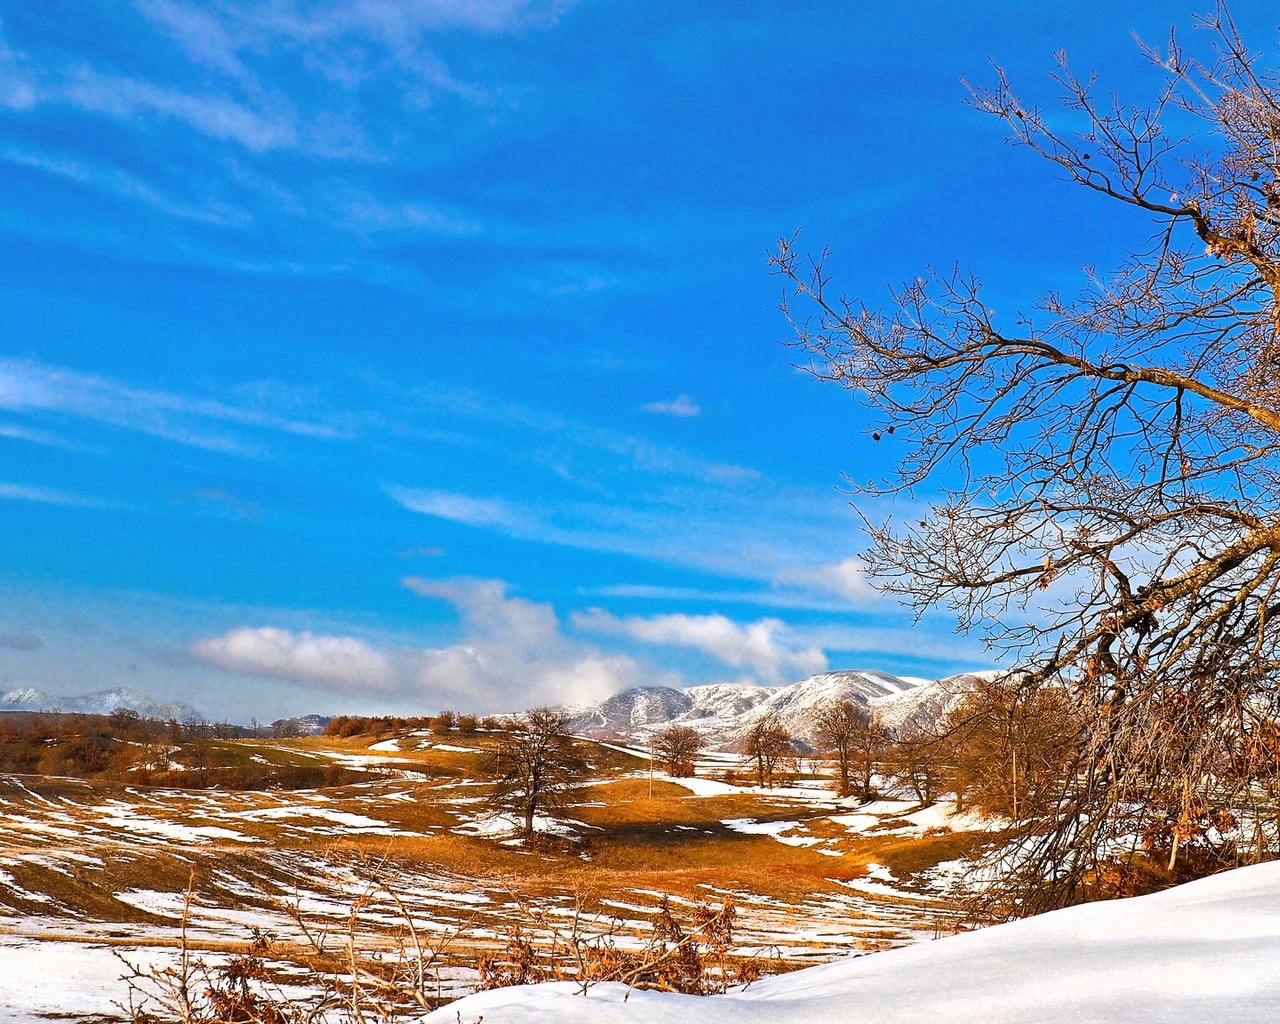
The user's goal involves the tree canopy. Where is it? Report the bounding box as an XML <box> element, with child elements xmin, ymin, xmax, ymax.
<box><xmin>774</xmin><ymin>6</ymin><xmax>1280</xmax><ymax>912</ymax></box>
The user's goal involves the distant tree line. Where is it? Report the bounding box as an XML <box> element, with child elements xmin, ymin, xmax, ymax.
<box><xmin>0</xmin><ymin>710</ymin><xmax>363</xmax><ymax>790</ymax></box>
<box><xmin>323</xmin><ymin>711</ymin><xmax>500</xmax><ymax>739</ymax></box>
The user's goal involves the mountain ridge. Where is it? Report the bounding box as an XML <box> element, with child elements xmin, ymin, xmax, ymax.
<box><xmin>563</xmin><ymin>668</ymin><xmax>990</xmax><ymax>751</ymax></box>
<box><xmin>0</xmin><ymin>685</ymin><xmax>201</xmax><ymax>721</ymax></box>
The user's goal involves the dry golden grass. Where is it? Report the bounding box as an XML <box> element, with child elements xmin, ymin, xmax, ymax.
<box><xmin>0</xmin><ymin>729</ymin><xmax>986</xmax><ymax>999</ymax></box>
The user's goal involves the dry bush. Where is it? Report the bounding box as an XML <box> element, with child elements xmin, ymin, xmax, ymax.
<box><xmin>119</xmin><ymin>868</ymin><xmax>470</xmax><ymax>1024</ymax></box>
<box><xmin>477</xmin><ymin>886</ymin><xmax>756</xmax><ymax>998</ymax></box>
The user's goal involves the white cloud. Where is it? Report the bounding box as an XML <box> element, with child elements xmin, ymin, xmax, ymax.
<box><xmin>583</xmin><ymin>582</ymin><xmax>861</xmax><ymax>613</ymax></box>
<box><xmin>190</xmin><ymin>577</ymin><xmax>662</xmax><ymax>711</ymax></box>
<box><xmin>126</xmin><ymin>0</ymin><xmax>570</xmax><ymax>139</ymax></box>
<box><xmin>0</xmin><ymin>422</ymin><xmax>87</xmax><ymax>450</ymax></box>
<box><xmin>136</xmin><ymin>0</ymin><xmax>251</xmax><ymax>79</ymax></box>
<box><xmin>1</xmin><ymin>147</ymin><xmax>248</xmax><ymax>226</ymax></box>
<box><xmin>387</xmin><ymin>488</ymin><xmax>521</xmax><ymax>531</ymax></box>
<box><xmin>774</xmin><ymin>557</ymin><xmax>881</xmax><ymax>604</ymax></box>
<box><xmin>571</xmin><ymin>608</ymin><xmax>827</xmax><ymax>685</ymax></box>
<box><xmin>61</xmin><ymin>70</ymin><xmax>297</xmax><ymax>152</ymax></box>
<box><xmin>388</xmin><ymin>484</ymin><xmax>878</xmax><ymax>611</ymax></box>
<box><xmin>642</xmin><ymin>394</ymin><xmax>700</xmax><ymax>418</ymax></box>
<box><xmin>403</xmin><ymin>383</ymin><xmax>758</xmax><ymax>484</ymax></box>
<box><xmin>192</xmin><ymin>627</ymin><xmax>395</xmax><ymax>691</ymax></box>
<box><xmin>0</xmin><ymin>481</ymin><xmax>105</xmax><ymax>508</ymax></box>
<box><xmin>0</xmin><ymin>357</ymin><xmax>348</xmax><ymax>455</ymax></box>
<box><xmin>0</xmin><ymin>33</ymin><xmax>37</xmax><ymax>110</ymax></box>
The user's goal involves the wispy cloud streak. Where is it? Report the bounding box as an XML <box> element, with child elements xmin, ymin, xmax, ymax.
<box><xmin>0</xmin><ymin>357</ymin><xmax>350</xmax><ymax>456</ymax></box>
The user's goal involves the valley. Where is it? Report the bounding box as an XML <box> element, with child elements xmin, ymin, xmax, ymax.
<box><xmin>0</xmin><ymin>720</ymin><xmax>995</xmax><ymax>1021</ymax></box>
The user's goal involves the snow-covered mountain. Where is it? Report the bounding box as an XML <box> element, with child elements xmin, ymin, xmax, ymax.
<box><xmin>565</xmin><ymin>686</ymin><xmax>699</xmax><ymax>734</ymax></box>
<box><xmin>565</xmin><ymin>669</ymin><xmax>986</xmax><ymax>751</ymax></box>
<box><xmin>743</xmin><ymin>670</ymin><xmax>919</xmax><ymax>748</ymax></box>
<box><xmin>872</xmin><ymin>671</ymin><xmax>999</xmax><ymax>737</ymax></box>
<box><xmin>270</xmin><ymin>713</ymin><xmax>332</xmax><ymax>737</ymax></box>
<box><xmin>422</xmin><ymin>860</ymin><xmax>1280</xmax><ymax>1024</ymax></box>
<box><xmin>0</xmin><ymin>685</ymin><xmax>200</xmax><ymax>721</ymax></box>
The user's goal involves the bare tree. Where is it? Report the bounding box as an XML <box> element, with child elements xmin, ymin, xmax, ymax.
<box><xmin>773</xmin><ymin>7</ymin><xmax>1280</xmax><ymax>913</ymax></box>
<box><xmin>880</xmin><ymin>731</ymin><xmax>944</xmax><ymax>806</ymax></box>
<box><xmin>813</xmin><ymin>699</ymin><xmax>885</xmax><ymax>800</ymax></box>
<box><xmin>652</xmin><ymin>724</ymin><xmax>703</xmax><ymax>777</ymax></box>
<box><xmin>741</xmin><ymin>715</ymin><xmax>792</xmax><ymax>788</ymax></box>
<box><xmin>486</xmin><ymin>707</ymin><xmax>587</xmax><ymax>835</ymax></box>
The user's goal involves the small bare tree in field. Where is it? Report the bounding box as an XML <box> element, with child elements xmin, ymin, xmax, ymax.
<box><xmin>773</xmin><ymin>6</ymin><xmax>1280</xmax><ymax>913</ymax></box>
<box><xmin>485</xmin><ymin>707</ymin><xmax>587</xmax><ymax>834</ymax></box>
<box><xmin>653</xmin><ymin>724</ymin><xmax>703</xmax><ymax>777</ymax></box>
<box><xmin>741</xmin><ymin>715</ymin><xmax>792</xmax><ymax>788</ymax></box>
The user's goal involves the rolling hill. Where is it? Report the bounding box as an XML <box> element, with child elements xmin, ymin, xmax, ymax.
<box><xmin>565</xmin><ymin>669</ymin><xmax>987</xmax><ymax>751</ymax></box>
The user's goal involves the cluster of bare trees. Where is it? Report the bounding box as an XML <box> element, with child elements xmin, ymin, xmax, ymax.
<box><xmin>773</xmin><ymin>6</ymin><xmax>1280</xmax><ymax>913</ymax></box>
<box><xmin>324</xmin><ymin>711</ymin><xmax>497</xmax><ymax>739</ymax></box>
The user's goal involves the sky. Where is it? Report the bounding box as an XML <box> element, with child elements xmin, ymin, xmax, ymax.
<box><xmin>1</xmin><ymin>1</ymin><xmax>1276</xmax><ymax>722</ymax></box>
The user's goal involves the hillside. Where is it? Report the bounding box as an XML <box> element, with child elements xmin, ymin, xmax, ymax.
<box><xmin>0</xmin><ymin>725</ymin><xmax>996</xmax><ymax>1021</ymax></box>
<box><xmin>426</xmin><ymin>860</ymin><xmax>1280</xmax><ymax>1023</ymax></box>
<box><xmin>566</xmin><ymin>670</ymin><xmax>987</xmax><ymax>750</ymax></box>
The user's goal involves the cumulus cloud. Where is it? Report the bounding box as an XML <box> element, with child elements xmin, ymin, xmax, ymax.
<box><xmin>191</xmin><ymin>627</ymin><xmax>395</xmax><ymax>691</ymax></box>
<box><xmin>190</xmin><ymin>577</ymin><xmax>662</xmax><ymax>711</ymax></box>
<box><xmin>774</xmin><ymin>557</ymin><xmax>881</xmax><ymax>604</ymax></box>
<box><xmin>642</xmin><ymin>394</ymin><xmax>700</xmax><ymax>418</ymax></box>
<box><xmin>571</xmin><ymin>609</ymin><xmax>827</xmax><ymax>685</ymax></box>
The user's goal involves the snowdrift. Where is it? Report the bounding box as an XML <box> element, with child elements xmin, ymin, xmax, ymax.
<box><xmin>425</xmin><ymin>860</ymin><xmax>1280</xmax><ymax>1023</ymax></box>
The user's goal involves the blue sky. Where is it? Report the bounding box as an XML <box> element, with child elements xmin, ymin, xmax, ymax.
<box><xmin>0</xmin><ymin>1</ymin><xmax>1274</xmax><ymax>721</ymax></box>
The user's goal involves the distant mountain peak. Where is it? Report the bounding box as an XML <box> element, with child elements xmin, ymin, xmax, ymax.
<box><xmin>0</xmin><ymin>685</ymin><xmax>201</xmax><ymax>721</ymax></box>
<box><xmin>562</xmin><ymin>669</ymin><xmax>975</xmax><ymax>751</ymax></box>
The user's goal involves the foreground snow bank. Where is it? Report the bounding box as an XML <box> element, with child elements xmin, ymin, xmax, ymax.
<box><xmin>426</xmin><ymin>860</ymin><xmax>1280</xmax><ymax>1024</ymax></box>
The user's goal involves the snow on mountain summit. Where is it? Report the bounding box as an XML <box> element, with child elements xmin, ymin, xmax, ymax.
<box><xmin>565</xmin><ymin>686</ymin><xmax>695</xmax><ymax>734</ymax></box>
<box><xmin>565</xmin><ymin>669</ymin><xmax>932</xmax><ymax>750</ymax></box>
<box><xmin>0</xmin><ymin>685</ymin><xmax>200</xmax><ymax>720</ymax></box>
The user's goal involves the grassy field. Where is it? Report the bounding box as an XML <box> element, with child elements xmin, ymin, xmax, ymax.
<box><xmin>0</xmin><ymin>727</ymin><xmax>1001</xmax><ymax>1019</ymax></box>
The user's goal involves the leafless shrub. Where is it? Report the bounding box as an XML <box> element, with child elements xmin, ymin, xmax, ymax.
<box><xmin>477</xmin><ymin>885</ymin><xmax>758</xmax><ymax>998</ymax></box>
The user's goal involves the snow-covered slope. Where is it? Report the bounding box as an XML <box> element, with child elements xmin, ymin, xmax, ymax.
<box><xmin>269</xmin><ymin>713</ymin><xmax>332</xmax><ymax>736</ymax></box>
<box><xmin>870</xmin><ymin>671</ymin><xmax>997</xmax><ymax>737</ymax></box>
<box><xmin>0</xmin><ymin>685</ymin><xmax>199</xmax><ymax>721</ymax></box>
<box><xmin>425</xmin><ymin>860</ymin><xmax>1280</xmax><ymax>1023</ymax></box>
<box><xmin>682</xmin><ymin>681</ymin><xmax>773</xmax><ymax>719</ymax></box>
<box><xmin>566</xmin><ymin>686</ymin><xmax>696</xmax><ymax>734</ymax></box>
<box><xmin>566</xmin><ymin>670</ymin><xmax>932</xmax><ymax>751</ymax></box>
<box><xmin>745</xmin><ymin>670</ymin><xmax>920</xmax><ymax>749</ymax></box>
